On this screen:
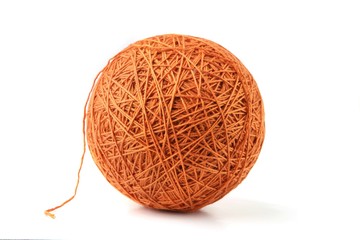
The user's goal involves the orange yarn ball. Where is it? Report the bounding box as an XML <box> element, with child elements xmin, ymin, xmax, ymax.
<box><xmin>86</xmin><ymin>34</ymin><xmax>265</xmax><ymax>211</ymax></box>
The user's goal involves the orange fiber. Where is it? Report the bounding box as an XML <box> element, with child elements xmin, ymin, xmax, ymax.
<box><xmin>45</xmin><ymin>34</ymin><xmax>265</xmax><ymax>217</ymax></box>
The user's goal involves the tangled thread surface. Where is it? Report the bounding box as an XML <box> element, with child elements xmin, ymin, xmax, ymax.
<box><xmin>86</xmin><ymin>34</ymin><xmax>265</xmax><ymax>212</ymax></box>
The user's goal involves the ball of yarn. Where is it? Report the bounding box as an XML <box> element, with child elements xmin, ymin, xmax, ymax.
<box><xmin>86</xmin><ymin>34</ymin><xmax>265</xmax><ymax>212</ymax></box>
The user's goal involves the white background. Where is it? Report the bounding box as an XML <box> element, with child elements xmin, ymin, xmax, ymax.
<box><xmin>0</xmin><ymin>0</ymin><xmax>359</xmax><ymax>239</ymax></box>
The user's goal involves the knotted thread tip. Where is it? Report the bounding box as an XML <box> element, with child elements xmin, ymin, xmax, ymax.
<box><xmin>44</xmin><ymin>210</ymin><xmax>56</xmax><ymax>219</ymax></box>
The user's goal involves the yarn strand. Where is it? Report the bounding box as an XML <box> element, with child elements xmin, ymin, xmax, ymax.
<box><xmin>44</xmin><ymin>71</ymin><xmax>102</xmax><ymax>219</ymax></box>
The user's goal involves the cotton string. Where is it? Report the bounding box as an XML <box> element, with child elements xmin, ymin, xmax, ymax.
<box><xmin>44</xmin><ymin>69</ymin><xmax>104</xmax><ymax>219</ymax></box>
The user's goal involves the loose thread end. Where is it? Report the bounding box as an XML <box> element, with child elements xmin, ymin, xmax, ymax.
<box><xmin>44</xmin><ymin>210</ymin><xmax>56</xmax><ymax>219</ymax></box>
<box><xmin>43</xmin><ymin>65</ymin><xmax>94</xmax><ymax>220</ymax></box>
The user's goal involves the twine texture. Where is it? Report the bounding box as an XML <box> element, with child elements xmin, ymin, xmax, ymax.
<box><xmin>85</xmin><ymin>34</ymin><xmax>265</xmax><ymax>212</ymax></box>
